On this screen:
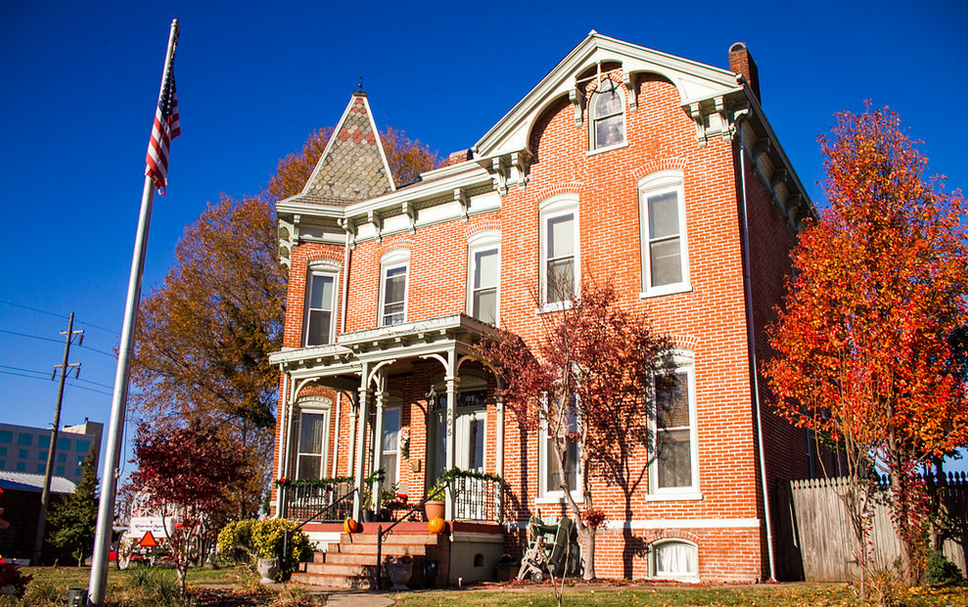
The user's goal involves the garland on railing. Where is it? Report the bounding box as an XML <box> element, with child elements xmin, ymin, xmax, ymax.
<box><xmin>275</xmin><ymin>469</ymin><xmax>385</xmax><ymax>489</ymax></box>
<box><xmin>429</xmin><ymin>467</ymin><xmax>503</xmax><ymax>499</ymax></box>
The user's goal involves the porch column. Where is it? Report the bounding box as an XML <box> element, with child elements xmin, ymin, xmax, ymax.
<box><xmin>275</xmin><ymin>369</ymin><xmax>291</xmax><ymax>518</ymax></box>
<box><xmin>444</xmin><ymin>349</ymin><xmax>458</xmax><ymax>520</ymax></box>
<box><xmin>370</xmin><ymin>369</ymin><xmax>388</xmax><ymax>514</ymax></box>
<box><xmin>495</xmin><ymin>387</ymin><xmax>505</xmax><ymax>524</ymax></box>
<box><xmin>346</xmin><ymin>390</ymin><xmax>358</xmax><ymax>478</ymax></box>
<box><xmin>353</xmin><ymin>362</ymin><xmax>371</xmax><ymax>520</ymax></box>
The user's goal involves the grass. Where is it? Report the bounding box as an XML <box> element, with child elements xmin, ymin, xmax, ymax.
<box><xmin>393</xmin><ymin>582</ymin><xmax>968</xmax><ymax>607</ymax></box>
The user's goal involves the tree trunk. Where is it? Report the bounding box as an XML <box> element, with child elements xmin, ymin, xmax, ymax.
<box><xmin>890</xmin><ymin>462</ymin><xmax>916</xmax><ymax>586</ymax></box>
<box><xmin>580</xmin><ymin>526</ymin><xmax>596</xmax><ymax>580</ymax></box>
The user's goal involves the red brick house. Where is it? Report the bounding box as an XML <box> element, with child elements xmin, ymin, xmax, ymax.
<box><xmin>269</xmin><ymin>32</ymin><xmax>815</xmax><ymax>585</ymax></box>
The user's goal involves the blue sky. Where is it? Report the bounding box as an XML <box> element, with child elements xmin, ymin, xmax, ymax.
<box><xmin>1</xmin><ymin>1</ymin><xmax>967</xmax><ymax>476</ymax></box>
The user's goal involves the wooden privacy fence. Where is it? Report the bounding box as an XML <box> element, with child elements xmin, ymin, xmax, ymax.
<box><xmin>785</xmin><ymin>474</ymin><xmax>968</xmax><ymax>581</ymax></box>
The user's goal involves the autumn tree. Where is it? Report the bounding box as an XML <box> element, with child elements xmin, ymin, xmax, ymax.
<box><xmin>478</xmin><ymin>281</ymin><xmax>672</xmax><ymax>582</ymax></box>
<box><xmin>48</xmin><ymin>451</ymin><xmax>99</xmax><ymax>566</ymax></box>
<box><xmin>765</xmin><ymin>104</ymin><xmax>968</xmax><ymax>588</ymax></box>
<box><xmin>130</xmin><ymin>421</ymin><xmax>245</xmax><ymax>596</ymax></box>
<box><xmin>131</xmin><ymin>194</ymin><xmax>284</xmax><ymax>518</ymax></box>
<box><xmin>131</xmin><ymin>124</ymin><xmax>438</xmax><ymax>518</ymax></box>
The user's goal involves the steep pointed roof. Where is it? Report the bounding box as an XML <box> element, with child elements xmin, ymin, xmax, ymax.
<box><xmin>287</xmin><ymin>91</ymin><xmax>395</xmax><ymax>207</ymax></box>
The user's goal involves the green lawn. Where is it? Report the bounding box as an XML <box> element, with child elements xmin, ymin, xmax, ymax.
<box><xmin>393</xmin><ymin>583</ymin><xmax>968</xmax><ymax>607</ymax></box>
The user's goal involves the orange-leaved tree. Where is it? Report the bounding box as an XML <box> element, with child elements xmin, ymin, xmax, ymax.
<box><xmin>478</xmin><ymin>281</ymin><xmax>672</xmax><ymax>583</ymax></box>
<box><xmin>765</xmin><ymin>104</ymin><xmax>968</xmax><ymax>588</ymax></box>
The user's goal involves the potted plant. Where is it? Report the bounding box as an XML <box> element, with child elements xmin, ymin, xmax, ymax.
<box><xmin>385</xmin><ymin>554</ymin><xmax>413</xmax><ymax>590</ymax></box>
<box><xmin>424</xmin><ymin>475</ymin><xmax>448</xmax><ymax>520</ymax></box>
<box><xmin>495</xmin><ymin>553</ymin><xmax>520</xmax><ymax>582</ymax></box>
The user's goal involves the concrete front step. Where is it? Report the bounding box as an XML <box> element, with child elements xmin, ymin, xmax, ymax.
<box><xmin>289</xmin><ymin>571</ymin><xmax>378</xmax><ymax>590</ymax></box>
<box><xmin>322</xmin><ymin>542</ymin><xmax>429</xmax><ymax>557</ymax></box>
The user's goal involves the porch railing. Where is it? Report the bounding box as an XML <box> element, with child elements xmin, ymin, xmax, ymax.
<box><xmin>453</xmin><ymin>475</ymin><xmax>503</xmax><ymax>523</ymax></box>
<box><xmin>282</xmin><ymin>481</ymin><xmax>355</xmax><ymax>522</ymax></box>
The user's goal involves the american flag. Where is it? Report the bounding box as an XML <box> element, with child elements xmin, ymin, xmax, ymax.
<box><xmin>145</xmin><ymin>72</ymin><xmax>180</xmax><ymax>195</ymax></box>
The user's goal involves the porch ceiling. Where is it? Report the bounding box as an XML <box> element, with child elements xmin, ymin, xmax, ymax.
<box><xmin>269</xmin><ymin>314</ymin><xmax>499</xmax><ymax>381</ymax></box>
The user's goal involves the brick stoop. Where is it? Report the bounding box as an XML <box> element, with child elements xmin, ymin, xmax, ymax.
<box><xmin>291</xmin><ymin>525</ymin><xmax>448</xmax><ymax>590</ymax></box>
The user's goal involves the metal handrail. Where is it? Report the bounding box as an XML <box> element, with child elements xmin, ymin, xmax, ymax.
<box><xmin>282</xmin><ymin>487</ymin><xmax>358</xmax><ymax>575</ymax></box>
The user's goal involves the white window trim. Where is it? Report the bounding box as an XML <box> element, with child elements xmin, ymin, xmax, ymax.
<box><xmin>587</xmin><ymin>77</ymin><xmax>628</xmax><ymax>154</ymax></box>
<box><xmin>304</xmin><ymin>260</ymin><xmax>340</xmax><ymax>347</ymax></box>
<box><xmin>538</xmin><ymin>194</ymin><xmax>580</xmax><ymax>313</ymax></box>
<box><xmin>294</xmin><ymin>396</ymin><xmax>332</xmax><ymax>480</ymax></box>
<box><xmin>466</xmin><ymin>230</ymin><xmax>501</xmax><ymax>325</ymax></box>
<box><xmin>537</xmin><ymin>397</ymin><xmax>582</xmax><ymax>503</ymax></box>
<box><xmin>647</xmin><ymin>353</ymin><xmax>702</xmax><ymax>501</ymax></box>
<box><xmin>650</xmin><ymin>539</ymin><xmax>700</xmax><ymax>581</ymax></box>
<box><xmin>378</xmin><ymin>250</ymin><xmax>410</xmax><ymax>326</ymax></box>
<box><xmin>639</xmin><ymin>170</ymin><xmax>691</xmax><ymax>298</ymax></box>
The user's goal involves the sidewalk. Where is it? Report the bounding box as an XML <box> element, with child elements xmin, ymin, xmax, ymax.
<box><xmin>322</xmin><ymin>591</ymin><xmax>394</xmax><ymax>607</ymax></box>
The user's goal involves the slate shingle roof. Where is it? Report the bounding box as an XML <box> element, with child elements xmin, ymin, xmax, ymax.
<box><xmin>293</xmin><ymin>93</ymin><xmax>395</xmax><ymax>206</ymax></box>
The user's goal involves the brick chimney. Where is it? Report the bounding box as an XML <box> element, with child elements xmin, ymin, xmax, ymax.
<box><xmin>729</xmin><ymin>42</ymin><xmax>761</xmax><ymax>103</ymax></box>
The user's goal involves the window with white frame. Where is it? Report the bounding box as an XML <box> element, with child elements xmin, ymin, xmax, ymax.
<box><xmin>539</xmin><ymin>396</ymin><xmax>580</xmax><ymax>500</ymax></box>
<box><xmin>590</xmin><ymin>78</ymin><xmax>625</xmax><ymax>151</ymax></box>
<box><xmin>304</xmin><ymin>263</ymin><xmax>338</xmax><ymax>346</ymax></box>
<box><xmin>381</xmin><ymin>406</ymin><xmax>401</xmax><ymax>490</ymax></box>
<box><xmin>467</xmin><ymin>231</ymin><xmax>500</xmax><ymax>325</ymax></box>
<box><xmin>540</xmin><ymin>195</ymin><xmax>579</xmax><ymax>308</ymax></box>
<box><xmin>652</xmin><ymin>540</ymin><xmax>699</xmax><ymax>580</ymax></box>
<box><xmin>294</xmin><ymin>398</ymin><xmax>332</xmax><ymax>480</ymax></box>
<box><xmin>651</xmin><ymin>358</ymin><xmax>699</xmax><ymax>496</ymax></box>
<box><xmin>379</xmin><ymin>250</ymin><xmax>409</xmax><ymax>326</ymax></box>
<box><xmin>639</xmin><ymin>171</ymin><xmax>689</xmax><ymax>295</ymax></box>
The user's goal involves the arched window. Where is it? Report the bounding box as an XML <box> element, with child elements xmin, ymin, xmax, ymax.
<box><xmin>590</xmin><ymin>78</ymin><xmax>625</xmax><ymax>151</ymax></box>
<box><xmin>651</xmin><ymin>539</ymin><xmax>699</xmax><ymax>580</ymax></box>
<box><xmin>379</xmin><ymin>250</ymin><xmax>410</xmax><ymax>326</ymax></box>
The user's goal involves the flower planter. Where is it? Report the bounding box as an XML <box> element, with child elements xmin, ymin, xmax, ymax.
<box><xmin>424</xmin><ymin>500</ymin><xmax>445</xmax><ymax>521</ymax></box>
<box><xmin>386</xmin><ymin>561</ymin><xmax>412</xmax><ymax>590</ymax></box>
<box><xmin>256</xmin><ymin>557</ymin><xmax>280</xmax><ymax>584</ymax></box>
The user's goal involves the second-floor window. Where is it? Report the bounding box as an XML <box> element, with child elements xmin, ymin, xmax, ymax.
<box><xmin>467</xmin><ymin>231</ymin><xmax>500</xmax><ymax>324</ymax></box>
<box><xmin>380</xmin><ymin>251</ymin><xmax>410</xmax><ymax>326</ymax></box>
<box><xmin>305</xmin><ymin>271</ymin><xmax>337</xmax><ymax>346</ymax></box>
<box><xmin>640</xmin><ymin>170</ymin><xmax>689</xmax><ymax>296</ymax></box>
<box><xmin>540</xmin><ymin>195</ymin><xmax>579</xmax><ymax>308</ymax></box>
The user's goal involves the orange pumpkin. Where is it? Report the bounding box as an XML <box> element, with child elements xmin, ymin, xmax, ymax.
<box><xmin>343</xmin><ymin>518</ymin><xmax>359</xmax><ymax>534</ymax></box>
<box><xmin>427</xmin><ymin>517</ymin><xmax>445</xmax><ymax>534</ymax></box>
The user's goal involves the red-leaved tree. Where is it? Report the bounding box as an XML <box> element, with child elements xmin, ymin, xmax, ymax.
<box><xmin>130</xmin><ymin>421</ymin><xmax>245</xmax><ymax>595</ymax></box>
<box><xmin>765</xmin><ymin>104</ymin><xmax>968</xmax><ymax>588</ymax></box>
<box><xmin>478</xmin><ymin>281</ymin><xmax>672</xmax><ymax>581</ymax></box>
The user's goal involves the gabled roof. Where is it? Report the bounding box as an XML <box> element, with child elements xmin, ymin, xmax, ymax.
<box><xmin>475</xmin><ymin>31</ymin><xmax>743</xmax><ymax>158</ymax></box>
<box><xmin>0</xmin><ymin>471</ymin><xmax>76</xmax><ymax>494</ymax></box>
<box><xmin>282</xmin><ymin>92</ymin><xmax>396</xmax><ymax>207</ymax></box>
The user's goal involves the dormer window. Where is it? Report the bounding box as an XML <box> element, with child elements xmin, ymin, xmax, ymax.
<box><xmin>590</xmin><ymin>78</ymin><xmax>625</xmax><ymax>151</ymax></box>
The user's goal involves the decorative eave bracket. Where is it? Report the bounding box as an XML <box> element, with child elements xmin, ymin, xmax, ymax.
<box><xmin>338</xmin><ymin>217</ymin><xmax>358</xmax><ymax>250</ymax></box>
<box><xmin>688</xmin><ymin>95</ymin><xmax>739</xmax><ymax>147</ymax></box>
<box><xmin>487</xmin><ymin>149</ymin><xmax>532</xmax><ymax>196</ymax></box>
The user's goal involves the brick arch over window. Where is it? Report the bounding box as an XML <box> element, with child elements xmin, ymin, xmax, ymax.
<box><xmin>669</xmin><ymin>334</ymin><xmax>700</xmax><ymax>352</ymax></box>
<box><xmin>643</xmin><ymin>529</ymin><xmax>702</xmax><ymax>547</ymax></box>
<box><xmin>530</xmin><ymin>182</ymin><xmax>586</xmax><ymax>203</ymax></box>
<box><xmin>376</xmin><ymin>237</ymin><xmax>415</xmax><ymax>258</ymax></box>
<box><xmin>631</xmin><ymin>157</ymin><xmax>688</xmax><ymax>181</ymax></box>
<box><xmin>464</xmin><ymin>218</ymin><xmax>502</xmax><ymax>239</ymax></box>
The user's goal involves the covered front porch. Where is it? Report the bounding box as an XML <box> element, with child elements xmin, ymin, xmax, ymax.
<box><xmin>270</xmin><ymin>314</ymin><xmax>507</xmax><ymax>527</ymax></box>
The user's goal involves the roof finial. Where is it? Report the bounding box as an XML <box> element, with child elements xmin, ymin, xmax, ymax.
<box><xmin>358</xmin><ymin>76</ymin><xmax>364</xmax><ymax>92</ymax></box>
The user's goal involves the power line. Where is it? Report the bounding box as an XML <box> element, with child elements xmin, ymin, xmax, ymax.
<box><xmin>0</xmin><ymin>369</ymin><xmax>113</xmax><ymax>397</ymax></box>
<box><xmin>0</xmin><ymin>364</ymin><xmax>114</xmax><ymax>389</ymax></box>
<box><xmin>0</xmin><ymin>329</ymin><xmax>63</xmax><ymax>344</ymax></box>
<box><xmin>0</xmin><ymin>299</ymin><xmax>119</xmax><ymax>336</ymax></box>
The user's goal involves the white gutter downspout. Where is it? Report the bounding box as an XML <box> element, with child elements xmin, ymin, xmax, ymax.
<box><xmin>737</xmin><ymin>114</ymin><xmax>777</xmax><ymax>582</ymax></box>
<box><xmin>339</xmin><ymin>226</ymin><xmax>354</xmax><ymax>477</ymax></box>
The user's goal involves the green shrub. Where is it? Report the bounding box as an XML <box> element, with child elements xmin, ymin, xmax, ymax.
<box><xmin>926</xmin><ymin>547</ymin><xmax>964</xmax><ymax>586</ymax></box>
<box><xmin>217</xmin><ymin>518</ymin><xmax>311</xmax><ymax>580</ymax></box>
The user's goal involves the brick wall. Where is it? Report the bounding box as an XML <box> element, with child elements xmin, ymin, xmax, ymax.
<box><xmin>276</xmin><ymin>70</ymin><xmax>807</xmax><ymax>581</ymax></box>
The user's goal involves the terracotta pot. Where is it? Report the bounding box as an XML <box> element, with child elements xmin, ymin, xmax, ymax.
<box><xmin>424</xmin><ymin>500</ymin><xmax>445</xmax><ymax>521</ymax></box>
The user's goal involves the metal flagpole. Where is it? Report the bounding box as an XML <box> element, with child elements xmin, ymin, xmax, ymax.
<box><xmin>88</xmin><ymin>19</ymin><xmax>179</xmax><ymax>606</ymax></box>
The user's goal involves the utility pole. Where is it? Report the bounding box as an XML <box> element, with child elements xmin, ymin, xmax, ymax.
<box><xmin>31</xmin><ymin>312</ymin><xmax>83</xmax><ymax>565</ymax></box>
